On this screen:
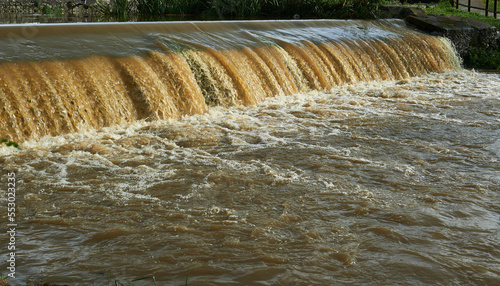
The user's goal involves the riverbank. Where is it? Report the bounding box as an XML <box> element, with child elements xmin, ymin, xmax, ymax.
<box><xmin>422</xmin><ymin>0</ymin><xmax>500</xmax><ymax>70</ymax></box>
<box><xmin>0</xmin><ymin>0</ymin><xmax>95</xmax><ymax>16</ymax></box>
<box><xmin>0</xmin><ymin>0</ymin><xmax>381</xmax><ymax>21</ymax></box>
<box><xmin>381</xmin><ymin>0</ymin><xmax>500</xmax><ymax>70</ymax></box>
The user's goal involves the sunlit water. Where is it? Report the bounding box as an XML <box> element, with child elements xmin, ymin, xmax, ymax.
<box><xmin>0</xmin><ymin>70</ymin><xmax>499</xmax><ymax>285</ymax></box>
<box><xmin>0</xmin><ymin>20</ymin><xmax>459</xmax><ymax>143</ymax></box>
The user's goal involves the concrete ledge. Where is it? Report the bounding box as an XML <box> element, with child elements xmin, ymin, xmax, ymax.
<box><xmin>379</xmin><ymin>4</ymin><xmax>428</xmax><ymax>19</ymax></box>
<box><xmin>406</xmin><ymin>14</ymin><xmax>500</xmax><ymax>58</ymax></box>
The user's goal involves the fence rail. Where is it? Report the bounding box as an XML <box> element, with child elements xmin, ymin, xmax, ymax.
<box><xmin>451</xmin><ymin>0</ymin><xmax>499</xmax><ymax>19</ymax></box>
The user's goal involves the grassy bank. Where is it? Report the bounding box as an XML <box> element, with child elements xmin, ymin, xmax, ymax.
<box><xmin>425</xmin><ymin>0</ymin><xmax>500</xmax><ymax>30</ymax></box>
<box><xmin>425</xmin><ymin>0</ymin><xmax>500</xmax><ymax>70</ymax></box>
<box><xmin>481</xmin><ymin>0</ymin><xmax>499</xmax><ymax>11</ymax></box>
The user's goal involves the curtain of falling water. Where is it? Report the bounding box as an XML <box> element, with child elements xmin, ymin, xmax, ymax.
<box><xmin>0</xmin><ymin>20</ymin><xmax>461</xmax><ymax>142</ymax></box>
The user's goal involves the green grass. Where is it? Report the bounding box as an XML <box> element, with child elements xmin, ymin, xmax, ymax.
<box><xmin>391</xmin><ymin>0</ymin><xmax>500</xmax><ymax>70</ymax></box>
<box><xmin>481</xmin><ymin>0</ymin><xmax>500</xmax><ymax>11</ymax></box>
<box><xmin>423</xmin><ymin>0</ymin><xmax>500</xmax><ymax>70</ymax></box>
<box><xmin>426</xmin><ymin>0</ymin><xmax>500</xmax><ymax>29</ymax></box>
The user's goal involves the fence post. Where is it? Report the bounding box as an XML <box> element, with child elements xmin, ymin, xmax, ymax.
<box><xmin>494</xmin><ymin>0</ymin><xmax>498</xmax><ymax>19</ymax></box>
<box><xmin>468</xmin><ymin>0</ymin><xmax>471</xmax><ymax>12</ymax></box>
<box><xmin>455</xmin><ymin>0</ymin><xmax>458</xmax><ymax>9</ymax></box>
<box><xmin>486</xmin><ymin>0</ymin><xmax>490</xmax><ymax>16</ymax></box>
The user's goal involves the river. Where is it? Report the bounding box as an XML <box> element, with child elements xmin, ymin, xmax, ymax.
<box><xmin>0</xmin><ymin>20</ymin><xmax>499</xmax><ymax>285</ymax></box>
<box><xmin>0</xmin><ymin>70</ymin><xmax>498</xmax><ymax>285</ymax></box>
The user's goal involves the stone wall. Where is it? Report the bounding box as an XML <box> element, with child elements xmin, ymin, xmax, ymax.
<box><xmin>407</xmin><ymin>14</ymin><xmax>499</xmax><ymax>58</ymax></box>
<box><xmin>0</xmin><ymin>0</ymin><xmax>96</xmax><ymax>15</ymax></box>
<box><xmin>380</xmin><ymin>4</ymin><xmax>500</xmax><ymax>59</ymax></box>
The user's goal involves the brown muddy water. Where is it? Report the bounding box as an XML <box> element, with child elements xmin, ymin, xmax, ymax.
<box><xmin>0</xmin><ymin>20</ymin><xmax>499</xmax><ymax>285</ymax></box>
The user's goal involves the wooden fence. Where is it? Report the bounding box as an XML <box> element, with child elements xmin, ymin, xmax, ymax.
<box><xmin>451</xmin><ymin>0</ymin><xmax>499</xmax><ymax>19</ymax></box>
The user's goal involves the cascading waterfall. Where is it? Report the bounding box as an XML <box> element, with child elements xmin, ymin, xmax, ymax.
<box><xmin>0</xmin><ymin>20</ymin><xmax>461</xmax><ymax>142</ymax></box>
<box><xmin>1</xmin><ymin>20</ymin><xmax>498</xmax><ymax>286</ymax></box>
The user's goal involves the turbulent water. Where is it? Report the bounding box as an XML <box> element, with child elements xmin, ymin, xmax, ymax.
<box><xmin>0</xmin><ymin>20</ymin><xmax>458</xmax><ymax>142</ymax></box>
<box><xmin>0</xmin><ymin>20</ymin><xmax>499</xmax><ymax>285</ymax></box>
<box><xmin>0</xmin><ymin>70</ymin><xmax>498</xmax><ymax>285</ymax></box>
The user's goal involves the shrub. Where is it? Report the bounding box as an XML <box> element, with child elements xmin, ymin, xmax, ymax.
<box><xmin>467</xmin><ymin>46</ymin><xmax>500</xmax><ymax>70</ymax></box>
<box><xmin>96</xmin><ymin>0</ymin><xmax>384</xmax><ymax>19</ymax></box>
<box><xmin>95</xmin><ymin>0</ymin><xmax>134</xmax><ymax>17</ymax></box>
<box><xmin>136</xmin><ymin>0</ymin><xmax>206</xmax><ymax>15</ymax></box>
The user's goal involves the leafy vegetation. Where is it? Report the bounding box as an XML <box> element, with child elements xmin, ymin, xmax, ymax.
<box><xmin>95</xmin><ymin>0</ymin><xmax>134</xmax><ymax>18</ymax></box>
<box><xmin>423</xmin><ymin>0</ymin><xmax>500</xmax><ymax>70</ymax></box>
<box><xmin>96</xmin><ymin>0</ymin><xmax>384</xmax><ymax>19</ymax></box>
<box><xmin>425</xmin><ymin>0</ymin><xmax>500</xmax><ymax>30</ymax></box>
<box><xmin>205</xmin><ymin>0</ymin><xmax>383</xmax><ymax>19</ymax></box>
<box><xmin>467</xmin><ymin>46</ymin><xmax>500</xmax><ymax>69</ymax></box>
<box><xmin>1</xmin><ymin>139</ymin><xmax>21</xmax><ymax>150</ymax></box>
<box><xmin>481</xmin><ymin>0</ymin><xmax>500</xmax><ymax>11</ymax></box>
<box><xmin>39</xmin><ymin>3</ymin><xmax>63</xmax><ymax>15</ymax></box>
<box><xmin>136</xmin><ymin>0</ymin><xmax>206</xmax><ymax>16</ymax></box>
<box><xmin>209</xmin><ymin>0</ymin><xmax>262</xmax><ymax>17</ymax></box>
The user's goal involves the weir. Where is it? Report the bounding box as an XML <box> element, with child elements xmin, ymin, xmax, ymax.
<box><xmin>0</xmin><ymin>20</ymin><xmax>460</xmax><ymax>142</ymax></box>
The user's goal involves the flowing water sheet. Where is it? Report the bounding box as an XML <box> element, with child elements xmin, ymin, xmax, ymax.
<box><xmin>0</xmin><ymin>20</ymin><xmax>499</xmax><ymax>285</ymax></box>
